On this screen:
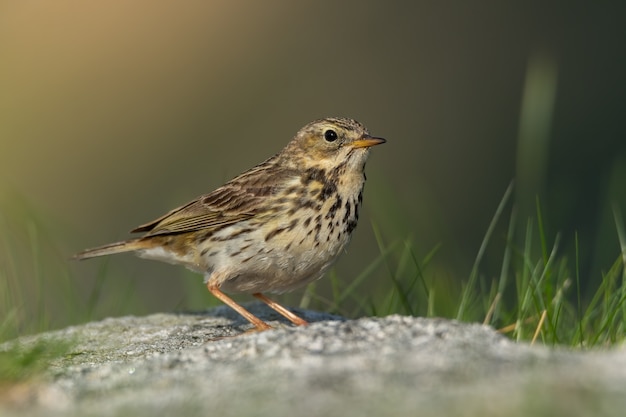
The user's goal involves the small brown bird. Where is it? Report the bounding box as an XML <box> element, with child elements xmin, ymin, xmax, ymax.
<box><xmin>74</xmin><ymin>117</ymin><xmax>385</xmax><ymax>331</ymax></box>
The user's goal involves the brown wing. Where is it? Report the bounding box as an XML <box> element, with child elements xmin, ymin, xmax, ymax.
<box><xmin>131</xmin><ymin>158</ymin><xmax>293</xmax><ymax>236</ymax></box>
<box><xmin>130</xmin><ymin>198</ymin><xmax>253</xmax><ymax>236</ymax></box>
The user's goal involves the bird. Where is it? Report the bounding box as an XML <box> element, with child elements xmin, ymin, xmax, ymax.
<box><xmin>74</xmin><ymin>117</ymin><xmax>386</xmax><ymax>331</ymax></box>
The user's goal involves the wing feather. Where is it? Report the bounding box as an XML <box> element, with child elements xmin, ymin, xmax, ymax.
<box><xmin>130</xmin><ymin>159</ymin><xmax>295</xmax><ymax>236</ymax></box>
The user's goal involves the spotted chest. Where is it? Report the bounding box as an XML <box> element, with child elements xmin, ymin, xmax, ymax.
<box><xmin>202</xmin><ymin>170</ymin><xmax>364</xmax><ymax>293</ymax></box>
<box><xmin>273</xmin><ymin>165</ymin><xmax>365</xmax><ymax>253</ymax></box>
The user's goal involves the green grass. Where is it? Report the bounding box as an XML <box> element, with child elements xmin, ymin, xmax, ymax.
<box><xmin>0</xmin><ymin>196</ymin><xmax>78</xmax><ymax>383</ymax></box>
<box><xmin>302</xmin><ymin>183</ymin><xmax>626</xmax><ymax>347</ymax></box>
<box><xmin>0</xmin><ymin>337</ymin><xmax>73</xmax><ymax>383</ymax></box>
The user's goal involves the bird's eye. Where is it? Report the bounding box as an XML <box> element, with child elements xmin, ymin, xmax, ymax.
<box><xmin>324</xmin><ymin>129</ymin><xmax>338</xmax><ymax>142</ymax></box>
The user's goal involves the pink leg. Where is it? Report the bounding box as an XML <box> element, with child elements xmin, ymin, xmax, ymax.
<box><xmin>207</xmin><ymin>283</ymin><xmax>272</xmax><ymax>331</ymax></box>
<box><xmin>253</xmin><ymin>293</ymin><xmax>308</xmax><ymax>326</ymax></box>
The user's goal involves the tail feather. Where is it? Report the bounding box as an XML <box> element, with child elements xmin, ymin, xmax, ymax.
<box><xmin>73</xmin><ymin>239</ymin><xmax>147</xmax><ymax>260</ymax></box>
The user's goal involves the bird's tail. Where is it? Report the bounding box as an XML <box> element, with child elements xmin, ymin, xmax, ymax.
<box><xmin>73</xmin><ymin>239</ymin><xmax>148</xmax><ymax>260</ymax></box>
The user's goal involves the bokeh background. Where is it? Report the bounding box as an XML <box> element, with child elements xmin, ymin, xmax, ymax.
<box><xmin>1</xmin><ymin>1</ymin><xmax>625</xmax><ymax>333</ymax></box>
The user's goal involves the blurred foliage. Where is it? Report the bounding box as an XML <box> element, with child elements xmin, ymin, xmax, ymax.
<box><xmin>0</xmin><ymin>337</ymin><xmax>73</xmax><ymax>382</ymax></box>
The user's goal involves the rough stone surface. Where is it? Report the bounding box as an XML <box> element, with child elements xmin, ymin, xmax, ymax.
<box><xmin>1</xmin><ymin>304</ymin><xmax>625</xmax><ymax>417</ymax></box>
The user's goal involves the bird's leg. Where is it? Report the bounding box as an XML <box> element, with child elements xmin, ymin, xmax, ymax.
<box><xmin>253</xmin><ymin>293</ymin><xmax>309</xmax><ymax>326</ymax></box>
<box><xmin>207</xmin><ymin>283</ymin><xmax>272</xmax><ymax>331</ymax></box>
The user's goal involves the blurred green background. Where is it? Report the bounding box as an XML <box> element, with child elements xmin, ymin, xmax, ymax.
<box><xmin>1</xmin><ymin>1</ymin><xmax>625</xmax><ymax>334</ymax></box>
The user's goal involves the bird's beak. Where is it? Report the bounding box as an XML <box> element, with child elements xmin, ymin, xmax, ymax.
<box><xmin>350</xmin><ymin>135</ymin><xmax>386</xmax><ymax>149</ymax></box>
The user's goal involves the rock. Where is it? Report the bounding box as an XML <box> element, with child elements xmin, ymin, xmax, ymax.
<box><xmin>1</xmin><ymin>304</ymin><xmax>625</xmax><ymax>417</ymax></box>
